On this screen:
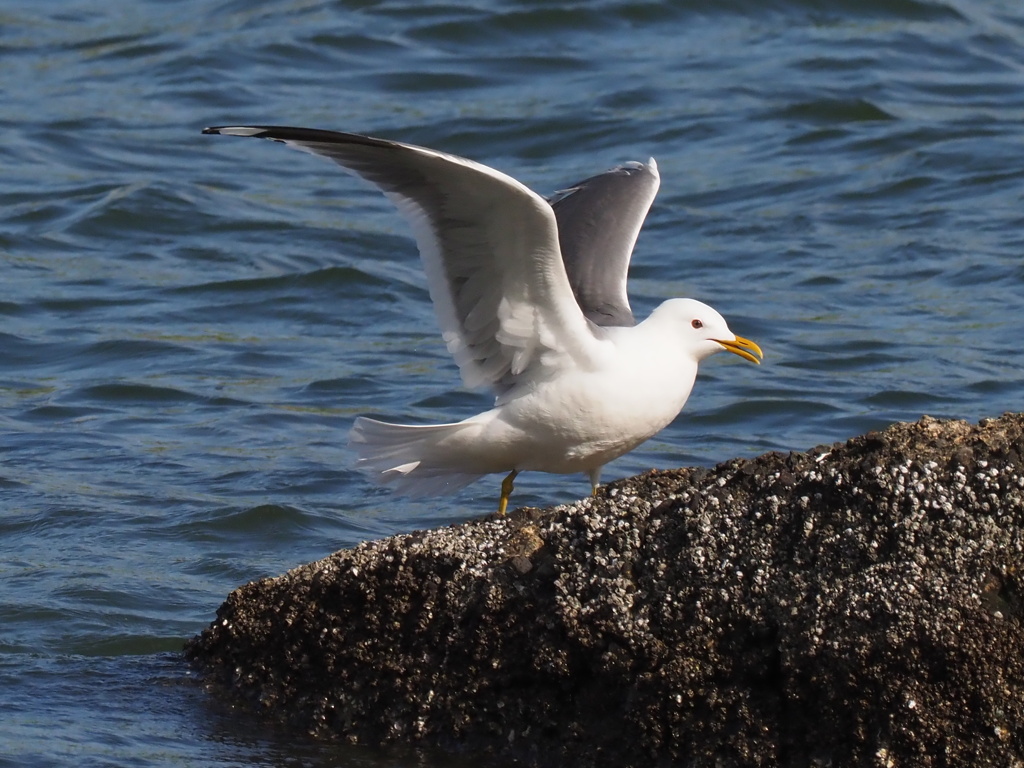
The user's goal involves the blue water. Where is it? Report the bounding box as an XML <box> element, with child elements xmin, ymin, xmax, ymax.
<box><xmin>3</xmin><ymin>0</ymin><xmax>1023</xmax><ymax>764</ymax></box>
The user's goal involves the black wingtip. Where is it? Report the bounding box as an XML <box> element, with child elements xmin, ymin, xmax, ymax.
<box><xmin>199</xmin><ymin>125</ymin><xmax>410</xmax><ymax>151</ymax></box>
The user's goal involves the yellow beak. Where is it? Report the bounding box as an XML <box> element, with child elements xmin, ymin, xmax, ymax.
<box><xmin>714</xmin><ymin>335</ymin><xmax>763</xmax><ymax>364</ymax></box>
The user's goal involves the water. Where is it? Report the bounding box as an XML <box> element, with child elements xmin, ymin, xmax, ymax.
<box><xmin>2</xmin><ymin>0</ymin><xmax>1023</xmax><ymax>764</ymax></box>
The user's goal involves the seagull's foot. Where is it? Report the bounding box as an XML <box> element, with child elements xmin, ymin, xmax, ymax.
<box><xmin>498</xmin><ymin>469</ymin><xmax>519</xmax><ymax>516</ymax></box>
<box><xmin>588</xmin><ymin>466</ymin><xmax>603</xmax><ymax>498</ymax></box>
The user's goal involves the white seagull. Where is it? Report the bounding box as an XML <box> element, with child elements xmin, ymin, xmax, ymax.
<box><xmin>203</xmin><ymin>126</ymin><xmax>763</xmax><ymax>514</ymax></box>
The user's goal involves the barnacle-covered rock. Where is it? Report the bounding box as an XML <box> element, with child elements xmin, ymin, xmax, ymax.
<box><xmin>186</xmin><ymin>414</ymin><xmax>1024</xmax><ymax>767</ymax></box>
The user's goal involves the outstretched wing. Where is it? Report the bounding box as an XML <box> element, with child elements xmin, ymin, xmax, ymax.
<box><xmin>204</xmin><ymin>126</ymin><xmax>605</xmax><ymax>396</ymax></box>
<box><xmin>548</xmin><ymin>159</ymin><xmax>660</xmax><ymax>327</ymax></box>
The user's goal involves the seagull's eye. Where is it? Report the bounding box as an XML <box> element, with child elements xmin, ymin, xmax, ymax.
<box><xmin>691</xmin><ymin>319</ymin><xmax>703</xmax><ymax>329</ymax></box>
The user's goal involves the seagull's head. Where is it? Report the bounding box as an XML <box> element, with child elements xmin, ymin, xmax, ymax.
<box><xmin>659</xmin><ymin>298</ymin><xmax>763</xmax><ymax>365</ymax></box>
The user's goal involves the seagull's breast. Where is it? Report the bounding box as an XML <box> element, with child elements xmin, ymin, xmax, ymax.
<box><xmin>489</xmin><ymin>330</ymin><xmax>699</xmax><ymax>472</ymax></box>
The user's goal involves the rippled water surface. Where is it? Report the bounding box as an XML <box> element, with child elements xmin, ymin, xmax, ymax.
<box><xmin>3</xmin><ymin>0</ymin><xmax>1023</xmax><ymax>764</ymax></box>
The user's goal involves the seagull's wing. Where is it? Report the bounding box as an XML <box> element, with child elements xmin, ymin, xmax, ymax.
<box><xmin>203</xmin><ymin>126</ymin><xmax>605</xmax><ymax>395</ymax></box>
<box><xmin>548</xmin><ymin>159</ymin><xmax>660</xmax><ymax>327</ymax></box>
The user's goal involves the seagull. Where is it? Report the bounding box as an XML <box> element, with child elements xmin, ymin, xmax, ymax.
<box><xmin>203</xmin><ymin>126</ymin><xmax>763</xmax><ymax>514</ymax></box>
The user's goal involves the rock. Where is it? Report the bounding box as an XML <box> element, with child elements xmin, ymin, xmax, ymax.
<box><xmin>185</xmin><ymin>414</ymin><xmax>1024</xmax><ymax>767</ymax></box>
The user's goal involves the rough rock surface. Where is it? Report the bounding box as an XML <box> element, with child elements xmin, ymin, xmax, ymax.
<box><xmin>186</xmin><ymin>414</ymin><xmax>1024</xmax><ymax>767</ymax></box>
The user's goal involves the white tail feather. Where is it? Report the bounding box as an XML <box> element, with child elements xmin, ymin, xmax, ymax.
<box><xmin>349</xmin><ymin>417</ymin><xmax>485</xmax><ymax>497</ymax></box>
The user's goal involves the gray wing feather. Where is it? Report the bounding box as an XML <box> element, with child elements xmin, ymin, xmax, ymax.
<box><xmin>203</xmin><ymin>126</ymin><xmax>603</xmax><ymax>396</ymax></box>
<box><xmin>548</xmin><ymin>159</ymin><xmax>660</xmax><ymax>327</ymax></box>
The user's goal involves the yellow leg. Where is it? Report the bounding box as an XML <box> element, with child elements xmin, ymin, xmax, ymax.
<box><xmin>588</xmin><ymin>466</ymin><xmax>602</xmax><ymax>497</ymax></box>
<box><xmin>498</xmin><ymin>469</ymin><xmax>519</xmax><ymax>516</ymax></box>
